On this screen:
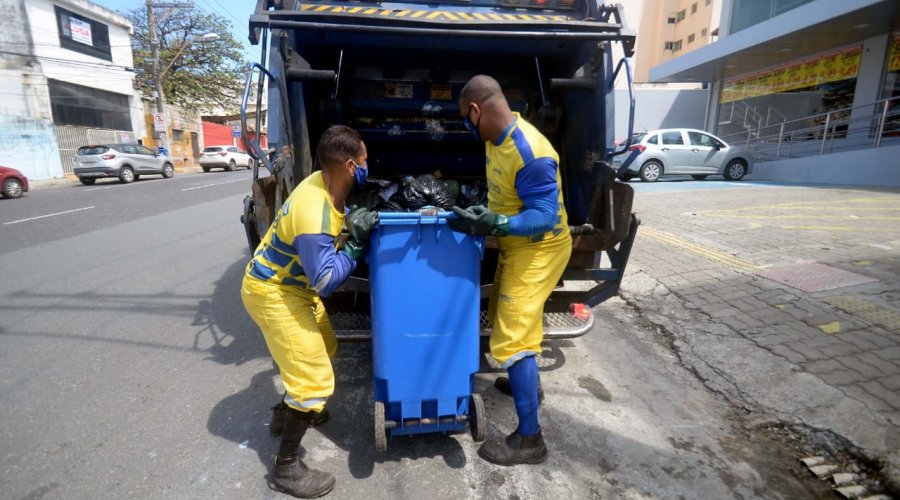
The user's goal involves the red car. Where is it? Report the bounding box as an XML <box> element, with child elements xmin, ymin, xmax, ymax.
<box><xmin>0</xmin><ymin>166</ymin><xmax>29</xmax><ymax>199</ymax></box>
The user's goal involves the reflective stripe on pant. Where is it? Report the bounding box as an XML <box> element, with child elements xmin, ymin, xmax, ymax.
<box><xmin>241</xmin><ymin>274</ymin><xmax>337</xmax><ymax>412</ymax></box>
<box><xmin>489</xmin><ymin>238</ymin><xmax>572</xmax><ymax>367</ymax></box>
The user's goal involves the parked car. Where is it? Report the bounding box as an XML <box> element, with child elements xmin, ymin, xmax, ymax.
<box><xmin>0</xmin><ymin>166</ymin><xmax>29</xmax><ymax>199</ymax></box>
<box><xmin>199</xmin><ymin>146</ymin><xmax>253</xmax><ymax>172</ymax></box>
<box><xmin>612</xmin><ymin>128</ymin><xmax>753</xmax><ymax>182</ymax></box>
<box><xmin>73</xmin><ymin>144</ymin><xmax>175</xmax><ymax>185</ymax></box>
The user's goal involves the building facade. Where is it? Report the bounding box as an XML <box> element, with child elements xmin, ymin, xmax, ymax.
<box><xmin>649</xmin><ymin>0</ymin><xmax>900</xmax><ymax>185</ymax></box>
<box><xmin>0</xmin><ymin>0</ymin><xmax>147</xmax><ymax>179</ymax></box>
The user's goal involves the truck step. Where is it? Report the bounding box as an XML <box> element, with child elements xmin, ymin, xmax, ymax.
<box><xmin>325</xmin><ymin>295</ymin><xmax>594</xmax><ymax>341</ymax></box>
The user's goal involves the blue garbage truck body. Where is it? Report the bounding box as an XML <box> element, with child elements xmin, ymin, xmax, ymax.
<box><xmin>241</xmin><ymin>0</ymin><xmax>639</xmax><ymax>340</ymax></box>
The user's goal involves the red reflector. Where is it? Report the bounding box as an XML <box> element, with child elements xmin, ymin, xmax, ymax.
<box><xmin>628</xmin><ymin>144</ymin><xmax>646</xmax><ymax>153</ymax></box>
<box><xmin>570</xmin><ymin>303</ymin><xmax>590</xmax><ymax>320</ymax></box>
<box><xmin>101</xmin><ymin>154</ymin><xmax>116</xmax><ymax>160</ymax></box>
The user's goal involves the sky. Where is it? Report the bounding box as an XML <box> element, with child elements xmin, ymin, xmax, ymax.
<box><xmin>92</xmin><ymin>0</ymin><xmax>261</xmax><ymax>62</ymax></box>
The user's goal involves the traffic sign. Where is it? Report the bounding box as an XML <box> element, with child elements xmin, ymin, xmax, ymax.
<box><xmin>232</xmin><ymin>125</ymin><xmax>241</xmax><ymax>138</ymax></box>
<box><xmin>153</xmin><ymin>112</ymin><xmax>166</xmax><ymax>132</ymax></box>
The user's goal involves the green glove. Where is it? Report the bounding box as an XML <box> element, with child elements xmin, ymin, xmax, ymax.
<box><xmin>449</xmin><ymin>205</ymin><xmax>509</xmax><ymax>236</ymax></box>
<box><xmin>340</xmin><ymin>239</ymin><xmax>367</xmax><ymax>261</ymax></box>
<box><xmin>346</xmin><ymin>208</ymin><xmax>379</xmax><ymax>243</ymax></box>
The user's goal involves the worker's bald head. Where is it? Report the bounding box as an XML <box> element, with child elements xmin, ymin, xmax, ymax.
<box><xmin>459</xmin><ymin>75</ymin><xmax>504</xmax><ymax>108</ymax></box>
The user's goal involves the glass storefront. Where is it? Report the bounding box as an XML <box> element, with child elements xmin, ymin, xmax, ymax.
<box><xmin>730</xmin><ymin>0</ymin><xmax>815</xmax><ymax>34</ymax></box>
<box><xmin>880</xmin><ymin>33</ymin><xmax>900</xmax><ymax>135</ymax></box>
<box><xmin>716</xmin><ymin>46</ymin><xmax>861</xmax><ymax>141</ymax></box>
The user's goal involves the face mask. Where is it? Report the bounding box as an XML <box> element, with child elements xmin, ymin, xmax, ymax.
<box><xmin>464</xmin><ymin>105</ymin><xmax>482</xmax><ymax>142</ymax></box>
<box><xmin>352</xmin><ymin>160</ymin><xmax>368</xmax><ymax>186</ymax></box>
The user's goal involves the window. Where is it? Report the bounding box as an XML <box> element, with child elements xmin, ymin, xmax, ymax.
<box><xmin>701</xmin><ymin>28</ymin><xmax>708</xmax><ymax>38</ymax></box>
<box><xmin>705</xmin><ymin>0</ymin><xmax>711</xmax><ymax>4</ymax></box>
<box><xmin>136</xmin><ymin>145</ymin><xmax>156</xmax><ymax>155</ymax></box>
<box><xmin>172</xmin><ymin>129</ymin><xmax>184</xmax><ymax>141</ymax></box>
<box><xmin>228</xmin><ymin>147</ymin><xmax>241</xmax><ymax>153</ymax></box>
<box><xmin>667</xmin><ymin>16</ymin><xmax>676</xmax><ymax>24</ymax></box>
<box><xmin>688</xmin><ymin>34</ymin><xmax>695</xmax><ymax>44</ymax></box>
<box><xmin>688</xmin><ymin>131</ymin><xmax>721</xmax><ymax>148</ymax></box>
<box><xmin>675</xmin><ymin>9</ymin><xmax>686</xmax><ymax>22</ymax></box>
<box><xmin>55</xmin><ymin>6</ymin><xmax>111</xmax><ymax>61</ymax></box>
<box><xmin>48</xmin><ymin>79</ymin><xmax>131</xmax><ymax>131</ymax></box>
<box><xmin>673</xmin><ymin>40</ymin><xmax>683</xmax><ymax>51</ymax></box>
<box><xmin>664</xmin><ymin>41</ymin><xmax>674</xmax><ymax>51</ymax></box>
<box><xmin>661</xmin><ymin>131</ymin><xmax>684</xmax><ymax>145</ymax></box>
<box><xmin>691</xmin><ymin>2</ymin><xmax>697</xmax><ymax>14</ymax></box>
<box><xmin>646</xmin><ymin>134</ymin><xmax>659</xmax><ymax>145</ymax></box>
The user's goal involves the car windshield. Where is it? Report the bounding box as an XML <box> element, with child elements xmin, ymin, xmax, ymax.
<box><xmin>203</xmin><ymin>147</ymin><xmax>223</xmax><ymax>152</ymax></box>
<box><xmin>77</xmin><ymin>146</ymin><xmax>109</xmax><ymax>155</ymax></box>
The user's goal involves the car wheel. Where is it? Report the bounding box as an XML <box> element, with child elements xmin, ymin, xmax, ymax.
<box><xmin>226</xmin><ymin>159</ymin><xmax>236</xmax><ymax>172</ymax></box>
<box><xmin>79</xmin><ymin>178</ymin><xmax>96</xmax><ymax>186</ymax></box>
<box><xmin>691</xmin><ymin>175</ymin><xmax>708</xmax><ymax>180</ymax></box>
<box><xmin>202</xmin><ymin>166</ymin><xmax>210</xmax><ymax>173</ymax></box>
<box><xmin>119</xmin><ymin>166</ymin><xmax>135</xmax><ymax>184</ymax></box>
<box><xmin>724</xmin><ymin>160</ymin><xmax>747</xmax><ymax>181</ymax></box>
<box><xmin>639</xmin><ymin>160</ymin><xmax>662</xmax><ymax>182</ymax></box>
<box><xmin>2</xmin><ymin>178</ymin><xmax>23</xmax><ymax>198</ymax></box>
<box><xmin>162</xmin><ymin>163</ymin><xmax>174</xmax><ymax>178</ymax></box>
<box><xmin>247</xmin><ymin>159</ymin><xmax>254</xmax><ymax>170</ymax></box>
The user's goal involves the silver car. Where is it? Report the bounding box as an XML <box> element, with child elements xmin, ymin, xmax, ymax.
<box><xmin>73</xmin><ymin>144</ymin><xmax>175</xmax><ymax>185</ymax></box>
<box><xmin>612</xmin><ymin>128</ymin><xmax>753</xmax><ymax>182</ymax></box>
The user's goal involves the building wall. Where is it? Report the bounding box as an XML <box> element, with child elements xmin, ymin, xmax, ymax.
<box><xmin>142</xmin><ymin>102</ymin><xmax>201</xmax><ymax>170</ymax></box>
<box><xmin>614</xmin><ymin>88</ymin><xmax>710</xmax><ymax>140</ymax></box>
<box><xmin>625</xmin><ymin>0</ymin><xmax>720</xmax><ymax>84</ymax></box>
<box><xmin>748</xmin><ymin>143</ymin><xmax>900</xmax><ymax>186</ymax></box>
<box><xmin>0</xmin><ymin>0</ymin><xmax>65</xmax><ymax>180</ymax></box>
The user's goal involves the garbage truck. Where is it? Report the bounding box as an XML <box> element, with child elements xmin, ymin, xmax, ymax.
<box><xmin>240</xmin><ymin>0</ymin><xmax>639</xmax><ymax>341</ymax></box>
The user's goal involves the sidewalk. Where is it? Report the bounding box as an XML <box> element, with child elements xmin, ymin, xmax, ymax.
<box><xmin>618</xmin><ymin>182</ymin><xmax>900</xmax><ymax>488</ymax></box>
<box><xmin>28</xmin><ymin>164</ymin><xmax>204</xmax><ymax>190</ymax></box>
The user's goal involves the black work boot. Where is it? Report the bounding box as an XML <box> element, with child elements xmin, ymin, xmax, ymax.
<box><xmin>478</xmin><ymin>428</ymin><xmax>548</xmax><ymax>465</ymax></box>
<box><xmin>494</xmin><ymin>377</ymin><xmax>545</xmax><ymax>405</ymax></box>
<box><xmin>271</xmin><ymin>400</ymin><xmax>330</xmax><ymax>436</ymax></box>
<box><xmin>270</xmin><ymin>408</ymin><xmax>335</xmax><ymax>498</ymax></box>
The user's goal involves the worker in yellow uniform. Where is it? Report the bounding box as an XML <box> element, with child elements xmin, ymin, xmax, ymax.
<box><xmin>451</xmin><ymin>75</ymin><xmax>571</xmax><ymax>466</ymax></box>
<box><xmin>241</xmin><ymin>125</ymin><xmax>377</xmax><ymax>498</ymax></box>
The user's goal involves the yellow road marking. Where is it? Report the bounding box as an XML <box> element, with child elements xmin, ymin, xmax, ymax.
<box><xmin>503</xmin><ymin>14</ymin><xmax>518</xmax><ymax>20</ymax></box>
<box><xmin>458</xmin><ymin>12</ymin><xmax>474</xmax><ymax>20</ymax></box>
<box><xmin>364</xmin><ymin>8</ymin><xmax>378</xmax><ymax>14</ymax></box>
<box><xmin>818</xmin><ymin>322</ymin><xmax>841</xmax><ymax>334</ymax></box>
<box><xmin>473</xmin><ymin>12</ymin><xmax>488</xmax><ymax>20</ymax></box>
<box><xmin>640</xmin><ymin>226</ymin><xmax>758</xmax><ymax>272</ymax></box>
<box><xmin>489</xmin><ymin>13</ymin><xmax>503</xmax><ymax>20</ymax></box>
<box><xmin>396</xmin><ymin>9</ymin><xmax>411</xmax><ymax>16</ymax></box>
<box><xmin>380</xmin><ymin>9</ymin><xmax>392</xmax><ymax>15</ymax></box>
<box><xmin>314</xmin><ymin>5</ymin><xmax>330</xmax><ymax>12</ymax></box>
<box><xmin>331</xmin><ymin>6</ymin><xmax>344</xmax><ymax>13</ymax></box>
<box><xmin>349</xmin><ymin>6</ymin><xmax>362</xmax><ymax>13</ymax></box>
<box><xmin>411</xmin><ymin>10</ymin><xmax>426</xmax><ymax>17</ymax></box>
<box><xmin>443</xmin><ymin>11</ymin><xmax>459</xmax><ymax>21</ymax></box>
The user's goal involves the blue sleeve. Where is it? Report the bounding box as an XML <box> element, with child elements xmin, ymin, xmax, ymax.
<box><xmin>508</xmin><ymin>157</ymin><xmax>559</xmax><ymax>236</ymax></box>
<box><xmin>293</xmin><ymin>234</ymin><xmax>357</xmax><ymax>297</ymax></box>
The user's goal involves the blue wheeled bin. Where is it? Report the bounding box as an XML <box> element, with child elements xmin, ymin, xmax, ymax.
<box><xmin>368</xmin><ymin>211</ymin><xmax>486</xmax><ymax>451</ymax></box>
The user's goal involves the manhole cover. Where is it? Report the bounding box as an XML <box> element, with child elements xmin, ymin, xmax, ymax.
<box><xmin>756</xmin><ymin>262</ymin><xmax>878</xmax><ymax>293</ymax></box>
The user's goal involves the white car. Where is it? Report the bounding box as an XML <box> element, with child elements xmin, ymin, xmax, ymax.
<box><xmin>611</xmin><ymin>128</ymin><xmax>753</xmax><ymax>182</ymax></box>
<box><xmin>199</xmin><ymin>145</ymin><xmax>254</xmax><ymax>172</ymax></box>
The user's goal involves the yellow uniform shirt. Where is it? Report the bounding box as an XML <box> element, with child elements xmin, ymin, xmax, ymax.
<box><xmin>485</xmin><ymin>113</ymin><xmax>570</xmax><ymax>250</ymax></box>
<box><xmin>246</xmin><ymin>171</ymin><xmax>345</xmax><ymax>294</ymax></box>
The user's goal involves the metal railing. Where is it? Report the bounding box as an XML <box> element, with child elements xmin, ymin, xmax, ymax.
<box><xmin>720</xmin><ymin>96</ymin><xmax>900</xmax><ymax>163</ymax></box>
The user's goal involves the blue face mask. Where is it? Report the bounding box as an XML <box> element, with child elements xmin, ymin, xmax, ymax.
<box><xmin>464</xmin><ymin>105</ymin><xmax>483</xmax><ymax>142</ymax></box>
<box><xmin>352</xmin><ymin>160</ymin><xmax>368</xmax><ymax>186</ymax></box>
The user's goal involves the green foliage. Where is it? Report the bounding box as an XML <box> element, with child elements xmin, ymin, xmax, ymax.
<box><xmin>129</xmin><ymin>2</ymin><xmax>246</xmax><ymax>112</ymax></box>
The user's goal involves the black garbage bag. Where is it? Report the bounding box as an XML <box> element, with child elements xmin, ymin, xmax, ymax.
<box><xmin>457</xmin><ymin>179</ymin><xmax>487</xmax><ymax>208</ymax></box>
<box><xmin>398</xmin><ymin>174</ymin><xmax>455</xmax><ymax>210</ymax></box>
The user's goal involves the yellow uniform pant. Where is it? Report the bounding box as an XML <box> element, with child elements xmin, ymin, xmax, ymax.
<box><xmin>241</xmin><ymin>274</ymin><xmax>338</xmax><ymax>412</ymax></box>
<box><xmin>489</xmin><ymin>237</ymin><xmax>572</xmax><ymax>367</ymax></box>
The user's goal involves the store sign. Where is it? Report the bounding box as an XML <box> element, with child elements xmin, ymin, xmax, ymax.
<box><xmin>889</xmin><ymin>33</ymin><xmax>900</xmax><ymax>72</ymax></box>
<box><xmin>720</xmin><ymin>46</ymin><xmax>862</xmax><ymax>103</ymax></box>
<box><xmin>69</xmin><ymin>17</ymin><xmax>92</xmax><ymax>46</ymax></box>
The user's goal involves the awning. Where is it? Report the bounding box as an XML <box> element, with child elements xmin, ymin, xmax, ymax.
<box><xmin>649</xmin><ymin>0</ymin><xmax>900</xmax><ymax>83</ymax></box>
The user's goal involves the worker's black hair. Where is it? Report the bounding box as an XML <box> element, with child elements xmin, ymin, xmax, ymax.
<box><xmin>317</xmin><ymin>125</ymin><xmax>363</xmax><ymax>170</ymax></box>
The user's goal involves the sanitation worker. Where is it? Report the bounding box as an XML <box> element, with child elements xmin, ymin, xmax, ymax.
<box><xmin>241</xmin><ymin>125</ymin><xmax>377</xmax><ymax>498</ymax></box>
<box><xmin>450</xmin><ymin>74</ymin><xmax>571</xmax><ymax>465</ymax></box>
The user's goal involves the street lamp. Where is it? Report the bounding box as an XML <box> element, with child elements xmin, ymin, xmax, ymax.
<box><xmin>150</xmin><ymin>30</ymin><xmax>219</xmax><ymax>153</ymax></box>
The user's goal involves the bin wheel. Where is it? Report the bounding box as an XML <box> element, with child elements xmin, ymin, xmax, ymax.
<box><xmin>470</xmin><ymin>394</ymin><xmax>485</xmax><ymax>442</ymax></box>
<box><xmin>374</xmin><ymin>401</ymin><xmax>387</xmax><ymax>452</ymax></box>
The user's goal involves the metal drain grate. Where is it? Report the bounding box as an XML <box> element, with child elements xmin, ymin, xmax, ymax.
<box><xmin>756</xmin><ymin>262</ymin><xmax>878</xmax><ymax>293</ymax></box>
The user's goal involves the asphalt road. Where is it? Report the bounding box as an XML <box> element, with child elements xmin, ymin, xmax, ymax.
<box><xmin>0</xmin><ymin>174</ymin><xmax>829</xmax><ymax>499</ymax></box>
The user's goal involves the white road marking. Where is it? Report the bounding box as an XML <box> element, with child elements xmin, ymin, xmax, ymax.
<box><xmin>3</xmin><ymin>206</ymin><xmax>96</xmax><ymax>225</ymax></box>
<box><xmin>181</xmin><ymin>177</ymin><xmax>249</xmax><ymax>191</ymax></box>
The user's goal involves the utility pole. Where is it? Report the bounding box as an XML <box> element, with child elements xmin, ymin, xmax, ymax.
<box><xmin>147</xmin><ymin>0</ymin><xmax>167</xmax><ymax>152</ymax></box>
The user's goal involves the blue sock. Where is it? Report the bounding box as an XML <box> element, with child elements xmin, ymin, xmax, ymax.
<box><xmin>508</xmin><ymin>355</ymin><xmax>539</xmax><ymax>436</ymax></box>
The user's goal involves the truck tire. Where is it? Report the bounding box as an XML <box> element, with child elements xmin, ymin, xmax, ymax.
<box><xmin>374</xmin><ymin>401</ymin><xmax>387</xmax><ymax>452</ymax></box>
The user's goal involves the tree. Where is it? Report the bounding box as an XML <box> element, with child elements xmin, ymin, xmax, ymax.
<box><xmin>129</xmin><ymin>3</ymin><xmax>246</xmax><ymax>112</ymax></box>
